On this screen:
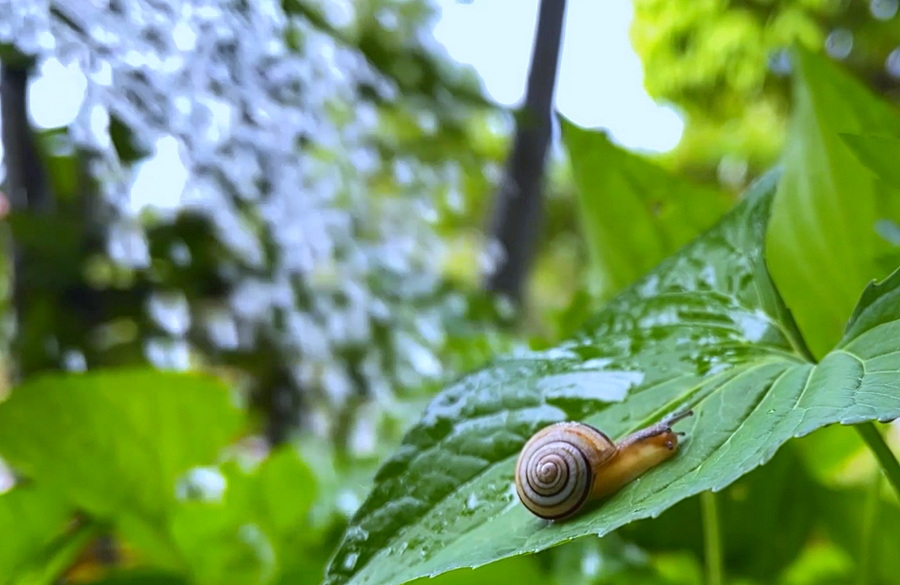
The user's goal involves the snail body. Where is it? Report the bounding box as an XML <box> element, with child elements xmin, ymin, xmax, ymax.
<box><xmin>515</xmin><ymin>410</ymin><xmax>693</xmax><ymax>520</ymax></box>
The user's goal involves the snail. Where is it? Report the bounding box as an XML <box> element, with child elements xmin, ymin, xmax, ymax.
<box><xmin>514</xmin><ymin>410</ymin><xmax>693</xmax><ymax>520</ymax></box>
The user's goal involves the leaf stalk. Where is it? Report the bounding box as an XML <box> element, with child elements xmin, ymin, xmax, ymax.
<box><xmin>701</xmin><ymin>490</ymin><xmax>723</xmax><ymax>585</ymax></box>
<box><xmin>855</xmin><ymin>422</ymin><xmax>900</xmax><ymax>499</ymax></box>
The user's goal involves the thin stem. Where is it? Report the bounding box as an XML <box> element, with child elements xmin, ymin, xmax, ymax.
<box><xmin>856</xmin><ymin>477</ymin><xmax>880</xmax><ymax>585</ymax></box>
<box><xmin>701</xmin><ymin>490</ymin><xmax>723</xmax><ymax>585</ymax></box>
<box><xmin>855</xmin><ymin>422</ymin><xmax>900</xmax><ymax>500</ymax></box>
<box><xmin>15</xmin><ymin>519</ymin><xmax>102</xmax><ymax>585</ymax></box>
<box><xmin>484</xmin><ymin>0</ymin><xmax>566</xmax><ymax>302</ymax></box>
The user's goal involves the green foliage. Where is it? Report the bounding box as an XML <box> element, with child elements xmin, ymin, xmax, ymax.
<box><xmin>0</xmin><ymin>370</ymin><xmax>335</xmax><ymax>585</ymax></box>
<box><xmin>324</xmin><ymin>48</ymin><xmax>900</xmax><ymax>585</ymax></box>
<box><xmin>0</xmin><ymin>486</ymin><xmax>74</xmax><ymax>580</ymax></box>
<box><xmin>767</xmin><ymin>49</ymin><xmax>900</xmax><ymax>358</ymax></box>
<box><xmin>561</xmin><ymin>120</ymin><xmax>732</xmax><ymax>299</ymax></box>
<box><xmin>0</xmin><ymin>370</ymin><xmax>245</xmax><ymax>570</ymax></box>
<box><xmin>842</xmin><ymin>133</ymin><xmax>900</xmax><ymax>189</ymax></box>
<box><xmin>0</xmin><ymin>370</ymin><xmax>242</xmax><ymax>523</ymax></box>
<box><xmin>4</xmin><ymin>4</ymin><xmax>900</xmax><ymax>585</ymax></box>
<box><xmin>631</xmin><ymin>0</ymin><xmax>900</xmax><ymax>182</ymax></box>
<box><xmin>169</xmin><ymin>448</ymin><xmax>323</xmax><ymax>585</ymax></box>
<box><xmin>323</xmin><ymin>167</ymin><xmax>900</xmax><ymax>585</ymax></box>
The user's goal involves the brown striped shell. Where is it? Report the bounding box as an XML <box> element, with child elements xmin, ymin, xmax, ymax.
<box><xmin>514</xmin><ymin>422</ymin><xmax>617</xmax><ymax>520</ymax></box>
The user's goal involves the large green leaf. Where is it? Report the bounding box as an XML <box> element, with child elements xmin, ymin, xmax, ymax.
<box><xmin>840</xmin><ymin>132</ymin><xmax>900</xmax><ymax>272</ymax></box>
<box><xmin>323</xmin><ymin>172</ymin><xmax>900</xmax><ymax>585</ymax></box>
<box><xmin>561</xmin><ymin>119</ymin><xmax>731</xmax><ymax>299</ymax></box>
<box><xmin>840</xmin><ymin>134</ymin><xmax>900</xmax><ymax>190</ymax></box>
<box><xmin>0</xmin><ymin>369</ymin><xmax>244</xmax><ymax>563</ymax></box>
<box><xmin>766</xmin><ymin>49</ymin><xmax>900</xmax><ymax>358</ymax></box>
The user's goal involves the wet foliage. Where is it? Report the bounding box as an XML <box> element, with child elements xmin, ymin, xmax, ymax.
<box><xmin>2</xmin><ymin>3</ymin><xmax>900</xmax><ymax>585</ymax></box>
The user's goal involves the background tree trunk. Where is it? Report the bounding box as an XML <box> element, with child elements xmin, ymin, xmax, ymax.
<box><xmin>1</xmin><ymin>61</ymin><xmax>55</xmax><ymax>382</ymax></box>
<box><xmin>484</xmin><ymin>0</ymin><xmax>567</xmax><ymax>304</ymax></box>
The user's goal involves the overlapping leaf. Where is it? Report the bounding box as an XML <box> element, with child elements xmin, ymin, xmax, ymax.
<box><xmin>562</xmin><ymin>120</ymin><xmax>731</xmax><ymax>299</ymax></box>
<box><xmin>323</xmin><ymin>169</ymin><xmax>900</xmax><ymax>585</ymax></box>
<box><xmin>766</xmin><ymin>49</ymin><xmax>900</xmax><ymax>358</ymax></box>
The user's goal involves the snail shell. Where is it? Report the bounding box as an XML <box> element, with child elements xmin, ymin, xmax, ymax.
<box><xmin>515</xmin><ymin>410</ymin><xmax>693</xmax><ymax>521</ymax></box>
<box><xmin>515</xmin><ymin>422</ymin><xmax>615</xmax><ymax>520</ymax></box>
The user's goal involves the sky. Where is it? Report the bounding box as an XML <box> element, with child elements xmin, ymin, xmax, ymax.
<box><xmin>432</xmin><ymin>0</ymin><xmax>683</xmax><ymax>151</ymax></box>
<box><xmin>0</xmin><ymin>0</ymin><xmax>684</xmax><ymax>210</ymax></box>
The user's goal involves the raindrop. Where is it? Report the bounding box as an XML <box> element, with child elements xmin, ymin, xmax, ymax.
<box><xmin>349</xmin><ymin>410</ymin><xmax>377</xmax><ymax>455</ymax></box>
<box><xmin>717</xmin><ymin>155</ymin><xmax>748</xmax><ymax>189</ymax></box>
<box><xmin>342</xmin><ymin>552</ymin><xmax>359</xmax><ymax>571</ymax></box>
<box><xmin>0</xmin><ymin>458</ymin><xmax>14</xmax><ymax>494</ymax></box>
<box><xmin>581</xmin><ymin>549</ymin><xmax>603</xmax><ymax>577</ymax></box>
<box><xmin>336</xmin><ymin>489</ymin><xmax>361</xmax><ymax>517</ymax></box>
<box><xmin>886</xmin><ymin>48</ymin><xmax>900</xmax><ymax>78</ymax></box>
<box><xmin>144</xmin><ymin>337</ymin><xmax>190</xmax><ymax>370</ymax></box>
<box><xmin>825</xmin><ymin>29</ymin><xmax>853</xmax><ymax>60</ymax></box>
<box><xmin>871</xmin><ymin>0</ymin><xmax>899</xmax><ymax>20</ymax></box>
<box><xmin>346</xmin><ymin>526</ymin><xmax>370</xmax><ymax>541</ymax></box>
<box><xmin>107</xmin><ymin>222</ymin><xmax>151</xmax><ymax>268</ymax></box>
<box><xmin>202</xmin><ymin>307</ymin><xmax>240</xmax><ymax>350</ymax></box>
<box><xmin>29</xmin><ymin>58</ymin><xmax>87</xmax><ymax>129</ymax></box>
<box><xmin>169</xmin><ymin>241</ymin><xmax>191</xmax><ymax>265</ymax></box>
<box><xmin>875</xmin><ymin>218</ymin><xmax>900</xmax><ymax>245</ymax></box>
<box><xmin>768</xmin><ymin>49</ymin><xmax>792</xmax><ymax>76</ymax></box>
<box><xmin>735</xmin><ymin>311</ymin><xmax>769</xmax><ymax>343</ymax></box>
<box><xmin>175</xmin><ymin>466</ymin><xmax>227</xmax><ymax>501</ymax></box>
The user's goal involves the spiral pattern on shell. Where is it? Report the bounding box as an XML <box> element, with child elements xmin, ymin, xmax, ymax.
<box><xmin>514</xmin><ymin>422</ymin><xmax>615</xmax><ymax>520</ymax></box>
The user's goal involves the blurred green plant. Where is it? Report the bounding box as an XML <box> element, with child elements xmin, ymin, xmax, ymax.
<box><xmin>631</xmin><ymin>0</ymin><xmax>900</xmax><ymax>186</ymax></box>
<box><xmin>3</xmin><ymin>4</ymin><xmax>900</xmax><ymax>585</ymax></box>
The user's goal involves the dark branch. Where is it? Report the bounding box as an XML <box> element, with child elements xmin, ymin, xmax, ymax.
<box><xmin>1</xmin><ymin>62</ymin><xmax>52</xmax><ymax>214</ymax></box>
<box><xmin>484</xmin><ymin>0</ymin><xmax>566</xmax><ymax>303</ymax></box>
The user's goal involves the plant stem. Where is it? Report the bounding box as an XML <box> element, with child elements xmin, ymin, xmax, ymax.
<box><xmin>855</xmin><ymin>422</ymin><xmax>900</xmax><ymax>499</ymax></box>
<box><xmin>856</xmin><ymin>477</ymin><xmax>880</xmax><ymax>585</ymax></box>
<box><xmin>484</xmin><ymin>0</ymin><xmax>566</xmax><ymax>302</ymax></box>
<box><xmin>15</xmin><ymin>519</ymin><xmax>102</xmax><ymax>585</ymax></box>
<box><xmin>701</xmin><ymin>491</ymin><xmax>723</xmax><ymax>585</ymax></box>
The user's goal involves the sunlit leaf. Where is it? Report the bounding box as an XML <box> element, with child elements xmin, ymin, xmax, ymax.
<box><xmin>561</xmin><ymin>119</ymin><xmax>731</xmax><ymax>299</ymax></box>
<box><xmin>766</xmin><ymin>49</ymin><xmax>900</xmax><ymax>358</ymax></box>
<box><xmin>840</xmin><ymin>133</ymin><xmax>900</xmax><ymax>190</ymax></box>
<box><xmin>323</xmin><ymin>171</ymin><xmax>900</xmax><ymax>585</ymax></box>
